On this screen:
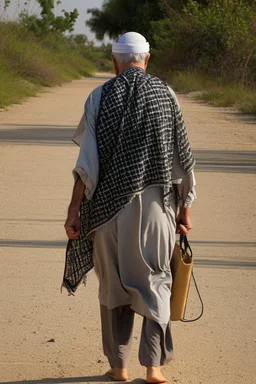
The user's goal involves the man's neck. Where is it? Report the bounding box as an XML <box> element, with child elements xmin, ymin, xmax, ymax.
<box><xmin>116</xmin><ymin>62</ymin><xmax>145</xmax><ymax>76</ymax></box>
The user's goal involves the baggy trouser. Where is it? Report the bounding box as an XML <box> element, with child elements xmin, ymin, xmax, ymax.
<box><xmin>100</xmin><ymin>304</ymin><xmax>174</xmax><ymax>368</ymax></box>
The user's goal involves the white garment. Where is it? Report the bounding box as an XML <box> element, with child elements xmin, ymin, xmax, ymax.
<box><xmin>93</xmin><ymin>185</ymin><xmax>177</xmax><ymax>325</ymax></box>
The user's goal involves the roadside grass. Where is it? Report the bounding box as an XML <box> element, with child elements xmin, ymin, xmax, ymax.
<box><xmin>198</xmin><ymin>86</ymin><xmax>256</xmax><ymax>114</ymax></box>
<box><xmin>168</xmin><ymin>71</ymin><xmax>256</xmax><ymax>115</ymax></box>
<box><xmin>167</xmin><ymin>71</ymin><xmax>213</xmax><ymax>93</ymax></box>
<box><xmin>82</xmin><ymin>45</ymin><xmax>113</xmax><ymax>73</ymax></box>
<box><xmin>0</xmin><ymin>22</ymin><xmax>96</xmax><ymax>108</ymax></box>
<box><xmin>0</xmin><ymin>56</ymin><xmax>40</xmax><ymax>108</ymax></box>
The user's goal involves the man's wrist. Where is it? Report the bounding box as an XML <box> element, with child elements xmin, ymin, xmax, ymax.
<box><xmin>68</xmin><ymin>205</ymin><xmax>80</xmax><ymax>215</ymax></box>
<box><xmin>179</xmin><ymin>207</ymin><xmax>191</xmax><ymax>217</ymax></box>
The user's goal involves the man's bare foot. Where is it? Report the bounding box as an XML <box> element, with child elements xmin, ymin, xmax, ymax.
<box><xmin>146</xmin><ymin>366</ymin><xmax>168</xmax><ymax>383</ymax></box>
<box><xmin>105</xmin><ymin>367</ymin><xmax>129</xmax><ymax>381</ymax></box>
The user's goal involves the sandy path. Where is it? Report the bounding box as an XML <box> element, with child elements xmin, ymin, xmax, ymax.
<box><xmin>0</xmin><ymin>75</ymin><xmax>255</xmax><ymax>384</ymax></box>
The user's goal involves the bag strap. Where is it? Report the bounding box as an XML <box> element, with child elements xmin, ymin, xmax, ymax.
<box><xmin>180</xmin><ymin>234</ymin><xmax>192</xmax><ymax>257</ymax></box>
<box><xmin>179</xmin><ymin>235</ymin><xmax>204</xmax><ymax>323</ymax></box>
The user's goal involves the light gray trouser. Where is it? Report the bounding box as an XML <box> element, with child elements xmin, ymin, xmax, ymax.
<box><xmin>100</xmin><ymin>304</ymin><xmax>174</xmax><ymax>368</ymax></box>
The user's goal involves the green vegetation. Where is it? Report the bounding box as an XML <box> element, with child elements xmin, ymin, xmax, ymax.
<box><xmin>87</xmin><ymin>0</ymin><xmax>256</xmax><ymax>114</ymax></box>
<box><xmin>170</xmin><ymin>71</ymin><xmax>256</xmax><ymax>114</ymax></box>
<box><xmin>0</xmin><ymin>1</ymin><xmax>111</xmax><ymax>108</ymax></box>
<box><xmin>1</xmin><ymin>1</ymin><xmax>255</xmax><ymax>113</ymax></box>
<box><xmin>18</xmin><ymin>0</ymin><xmax>79</xmax><ymax>36</ymax></box>
<box><xmin>0</xmin><ymin>21</ymin><xmax>95</xmax><ymax>108</ymax></box>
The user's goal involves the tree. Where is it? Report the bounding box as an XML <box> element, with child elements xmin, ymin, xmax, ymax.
<box><xmin>69</xmin><ymin>34</ymin><xmax>89</xmax><ymax>47</ymax></box>
<box><xmin>150</xmin><ymin>0</ymin><xmax>256</xmax><ymax>85</ymax></box>
<box><xmin>4</xmin><ymin>0</ymin><xmax>11</xmax><ymax>10</ymax></box>
<box><xmin>19</xmin><ymin>0</ymin><xmax>79</xmax><ymax>35</ymax></box>
<box><xmin>86</xmin><ymin>0</ymin><xmax>211</xmax><ymax>40</ymax></box>
<box><xmin>86</xmin><ymin>0</ymin><xmax>164</xmax><ymax>40</ymax></box>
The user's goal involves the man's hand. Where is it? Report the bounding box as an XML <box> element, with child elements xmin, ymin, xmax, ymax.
<box><xmin>176</xmin><ymin>207</ymin><xmax>192</xmax><ymax>235</ymax></box>
<box><xmin>64</xmin><ymin>209</ymin><xmax>81</xmax><ymax>240</ymax></box>
<box><xmin>64</xmin><ymin>177</ymin><xmax>85</xmax><ymax>239</ymax></box>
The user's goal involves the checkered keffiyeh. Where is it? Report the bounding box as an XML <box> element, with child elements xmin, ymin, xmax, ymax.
<box><xmin>62</xmin><ymin>67</ymin><xmax>195</xmax><ymax>294</ymax></box>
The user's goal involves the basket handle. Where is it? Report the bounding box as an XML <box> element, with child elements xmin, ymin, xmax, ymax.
<box><xmin>180</xmin><ymin>234</ymin><xmax>192</xmax><ymax>258</ymax></box>
<box><xmin>179</xmin><ymin>235</ymin><xmax>204</xmax><ymax>323</ymax></box>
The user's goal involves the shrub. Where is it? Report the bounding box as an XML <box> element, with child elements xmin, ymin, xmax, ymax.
<box><xmin>150</xmin><ymin>0</ymin><xmax>256</xmax><ymax>87</ymax></box>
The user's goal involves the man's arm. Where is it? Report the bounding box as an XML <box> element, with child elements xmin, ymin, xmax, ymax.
<box><xmin>64</xmin><ymin>177</ymin><xmax>85</xmax><ymax>240</ymax></box>
<box><xmin>65</xmin><ymin>87</ymin><xmax>102</xmax><ymax>239</ymax></box>
<box><xmin>174</xmin><ymin>172</ymin><xmax>196</xmax><ymax>235</ymax></box>
<box><xmin>167</xmin><ymin>88</ymin><xmax>196</xmax><ymax>235</ymax></box>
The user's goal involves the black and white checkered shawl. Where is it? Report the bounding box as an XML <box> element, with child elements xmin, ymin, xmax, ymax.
<box><xmin>62</xmin><ymin>67</ymin><xmax>195</xmax><ymax>294</ymax></box>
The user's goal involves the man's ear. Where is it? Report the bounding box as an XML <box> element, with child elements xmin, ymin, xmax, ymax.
<box><xmin>144</xmin><ymin>54</ymin><xmax>150</xmax><ymax>70</ymax></box>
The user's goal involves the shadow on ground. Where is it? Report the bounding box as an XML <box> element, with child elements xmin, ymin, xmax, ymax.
<box><xmin>0</xmin><ymin>239</ymin><xmax>255</xmax><ymax>269</ymax></box>
<box><xmin>0</xmin><ymin>239</ymin><xmax>255</xmax><ymax>248</ymax></box>
<box><xmin>0</xmin><ymin>377</ymin><xmax>144</xmax><ymax>384</ymax></box>
<box><xmin>0</xmin><ymin>125</ymin><xmax>76</xmax><ymax>146</ymax></box>
<box><xmin>193</xmin><ymin>149</ymin><xmax>256</xmax><ymax>174</ymax></box>
<box><xmin>222</xmin><ymin>110</ymin><xmax>256</xmax><ymax>125</ymax></box>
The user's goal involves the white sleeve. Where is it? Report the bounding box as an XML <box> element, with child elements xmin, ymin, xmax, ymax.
<box><xmin>72</xmin><ymin>91</ymin><xmax>99</xmax><ymax>200</ymax></box>
<box><xmin>168</xmin><ymin>86</ymin><xmax>197</xmax><ymax>207</ymax></box>
<box><xmin>167</xmin><ymin>86</ymin><xmax>181</xmax><ymax>109</ymax></box>
<box><xmin>175</xmin><ymin>170</ymin><xmax>197</xmax><ymax>208</ymax></box>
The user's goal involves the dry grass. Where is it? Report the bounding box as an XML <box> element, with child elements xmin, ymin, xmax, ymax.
<box><xmin>168</xmin><ymin>71</ymin><xmax>256</xmax><ymax>115</ymax></box>
<box><xmin>0</xmin><ymin>22</ymin><xmax>95</xmax><ymax>108</ymax></box>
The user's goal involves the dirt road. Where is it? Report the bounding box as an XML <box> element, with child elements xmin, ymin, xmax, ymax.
<box><xmin>0</xmin><ymin>75</ymin><xmax>255</xmax><ymax>384</ymax></box>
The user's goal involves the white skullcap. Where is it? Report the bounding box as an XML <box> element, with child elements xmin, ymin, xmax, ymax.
<box><xmin>112</xmin><ymin>32</ymin><xmax>150</xmax><ymax>54</ymax></box>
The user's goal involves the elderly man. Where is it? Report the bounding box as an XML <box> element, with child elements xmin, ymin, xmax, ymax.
<box><xmin>63</xmin><ymin>32</ymin><xmax>196</xmax><ymax>383</ymax></box>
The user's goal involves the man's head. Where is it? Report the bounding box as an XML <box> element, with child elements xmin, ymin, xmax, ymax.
<box><xmin>112</xmin><ymin>32</ymin><xmax>150</xmax><ymax>75</ymax></box>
